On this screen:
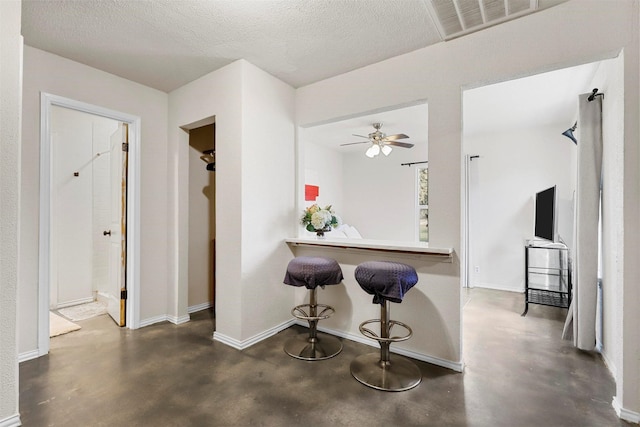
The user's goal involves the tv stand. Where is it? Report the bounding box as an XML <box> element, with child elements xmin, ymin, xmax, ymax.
<box><xmin>522</xmin><ymin>241</ymin><xmax>572</xmax><ymax>316</ymax></box>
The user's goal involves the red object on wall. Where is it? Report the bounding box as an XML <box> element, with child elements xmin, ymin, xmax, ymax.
<box><xmin>305</xmin><ymin>185</ymin><xmax>319</xmax><ymax>201</ymax></box>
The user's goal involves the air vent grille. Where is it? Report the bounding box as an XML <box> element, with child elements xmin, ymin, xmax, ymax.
<box><xmin>427</xmin><ymin>0</ymin><xmax>538</xmax><ymax>40</ymax></box>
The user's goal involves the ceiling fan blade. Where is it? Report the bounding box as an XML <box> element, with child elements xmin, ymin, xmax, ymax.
<box><xmin>384</xmin><ymin>133</ymin><xmax>410</xmax><ymax>141</ymax></box>
<box><xmin>340</xmin><ymin>141</ymin><xmax>371</xmax><ymax>146</ymax></box>
<box><xmin>352</xmin><ymin>134</ymin><xmax>370</xmax><ymax>139</ymax></box>
<box><xmin>386</xmin><ymin>141</ymin><xmax>414</xmax><ymax>148</ymax></box>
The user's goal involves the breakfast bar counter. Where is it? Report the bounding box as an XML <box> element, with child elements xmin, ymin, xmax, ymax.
<box><xmin>284</xmin><ymin>237</ymin><xmax>461</xmax><ymax>372</ymax></box>
<box><xmin>285</xmin><ymin>237</ymin><xmax>453</xmax><ymax>258</ymax></box>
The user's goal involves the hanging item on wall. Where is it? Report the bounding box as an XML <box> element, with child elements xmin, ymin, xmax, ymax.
<box><xmin>305</xmin><ymin>184</ymin><xmax>319</xmax><ymax>201</ymax></box>
<box><xmin>200</xmin><ymin>149</ymin><xmax>215</xmax><ymax>171</ymax></box>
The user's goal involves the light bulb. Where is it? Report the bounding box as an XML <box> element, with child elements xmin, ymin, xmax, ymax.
<box><xmin>381</xmin><ymin>145</ymin><xmax>392</xmax><ymax>156</ymax></box>
<box><xmin>365</xmin><ymin>144</ymin><xmax>380</xmax><ymax>158</ymax></box>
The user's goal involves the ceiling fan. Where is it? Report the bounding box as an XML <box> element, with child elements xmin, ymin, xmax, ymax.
<box><xmin>340</xmin><ymin>123</ymin><xmax>413</xmax><ymax>158</ymax></box>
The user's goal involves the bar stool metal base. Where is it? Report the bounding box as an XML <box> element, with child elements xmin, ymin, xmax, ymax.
<box><xmin>284</xmin><ymin>333</ymin><xmax>343</xmax><ymax>361</ymax></box>
<box><xmin>350</xmin><ymin>352</ymin><xmax>422</xmax><ymax>391</ymax></box>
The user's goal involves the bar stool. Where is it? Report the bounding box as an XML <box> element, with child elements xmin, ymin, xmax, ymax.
<box><xmin>351</xmin><ymin>260</ymin><xmax>421</xmax><ymax>391</ymax></box>
<box><xmin>283</xmin><ymin>256</ymin><xmax>344</xmax><ymax>360</ymax></box>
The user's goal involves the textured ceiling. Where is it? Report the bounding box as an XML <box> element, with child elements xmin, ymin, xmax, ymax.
<box><xmin>21</xmin><ymin>0</ymin><xmax>568</xmax><ymax>93</ymax></box>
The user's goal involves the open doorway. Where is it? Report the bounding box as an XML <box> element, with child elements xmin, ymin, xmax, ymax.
<box><xmin>462</xmin><ymin>62</ymin><xmax>601</xmax><ymax>295</ymax></box>
<box><xmin>186</xmin><ymin>121</ymin><xmax>216</xmax><ymax>317</ymax></box>
<box><xmin>461</xmin><ymin>54</ymin><xmax>624</xmax><ymax>367</ymax></box>
<box><xmin>48</xmin><ymin>105</ymin><xmax>125</xmax><ymax>337</ymax></box>
<box><xmin>39</xmin><ymin>93</ymin><xmax>141</xmax><ymax>356</ymax></box>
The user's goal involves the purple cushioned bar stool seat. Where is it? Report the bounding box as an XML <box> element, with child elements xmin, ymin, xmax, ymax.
<box><xmin>283</xmin><ymin>257</ymin><xmax>343</xmax><ymax>360</ymax></box>
<box><xmin>351</xmin><ymin>261</ymin><xmax>422</xmax><ymax>391</ymax></box>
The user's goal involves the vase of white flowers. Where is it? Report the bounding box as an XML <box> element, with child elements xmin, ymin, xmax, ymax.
<box><xmin>301</xmin><ymin>204</ymin><xmax>339</xmax><ymax>239</ymax></box>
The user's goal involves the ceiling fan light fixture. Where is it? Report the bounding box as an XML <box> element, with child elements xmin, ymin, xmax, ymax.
<box><xmin>365</xmin><ymin>144</ymin><xmax>380</xmax><ymax>158</ymax></box>
<box><xmin>381</xmin><ymin>145</ymin><xmax>392</xmax><ymax>156</ymax></box>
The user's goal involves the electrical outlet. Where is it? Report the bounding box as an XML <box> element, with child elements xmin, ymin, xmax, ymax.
<box><xmin>474</xmin><ymin>266</ymin><xmax>480</xmax><ymax>273</ymax></box>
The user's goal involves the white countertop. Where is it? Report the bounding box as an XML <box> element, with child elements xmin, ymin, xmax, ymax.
<box><xmin>285</xmin><ymin>237</ymin><xmax>453</xmax><ymax>257</ymax></box>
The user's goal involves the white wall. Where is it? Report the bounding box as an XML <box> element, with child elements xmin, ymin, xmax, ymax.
<box><xmin>168</xmin><ymin>59</ymin><xmax>296</xmax><ymax>344</ymax></box>
<box><xmin>239</xmin><ymin>61</ymin><xmax>297</xmax><ymax>339</ymax></box>
<box><xmin>168</xmin><ymin>60</ymin><xmax>243</xmax><ymax>336</ymax></box>
<box><xmin>341</xmin><ymin>145</ymin><xmax>425</xmax><ymax>241</ymax></box>
<box><xmin>296</xmin><ymin>0</ymin><xmax>639</xmax><ymax>415</ymax></box>
<box><xmin>0</xmin><ymin>1</ymin><xmax>22</xmax><ymax>424</ymax></box>
<box><xmin>20</xmin><ymin>46</ymin><xmax>169</xmax><ymax>354</ymax></box>
<box><xmin>588</xmin><ymin>54</ymin><xmax>626</xmax><ymax>403</ymax></box>
<box><xmin>50</xmin><ymin>106</ymin><xmax>118</xmax><ymax>308</ymax></box>
<box><xmin>301</xmin><ymin>139</ymin><xmax>344</xmax><ymax>234</ymax></box>
<box><xmin>464</xmin><ymin>127</ymin><xmax>577</xmax><ymax>292</ymax></box>
<box><xmin>92</xmin><ymin>116</ymin><xmax>116</xmax><ymax>298</ymax></box>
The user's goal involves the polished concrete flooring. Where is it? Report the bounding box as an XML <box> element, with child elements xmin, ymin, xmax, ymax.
<box><xmin>20</xmin><ymin>289</ymin><xmax>630</xmax><ymax>426</ymax></box>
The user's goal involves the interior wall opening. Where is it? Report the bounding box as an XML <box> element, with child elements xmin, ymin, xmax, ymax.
<box><xmin>461</xmin><ymin>54</ymin><xmax>624</xmax><ymax>382</ymax></box>
<box><xmin>186</xmin><ymin>121</ymin><xmax>216</xmax><ymax>318</ymax></box>
<box><xmin>299</xmin><ymin>102</ymin><xmax>428</xmax><ymax>242</ymax></box>
<box><xmin>39</xmin><ymin>93</ymin><xmax>141</xmax><ymax>356</ymax></box>
<box><xmin>48</xmin><ymin>105</ymin><xmax>126</xmax><ymax>338</ymax></box>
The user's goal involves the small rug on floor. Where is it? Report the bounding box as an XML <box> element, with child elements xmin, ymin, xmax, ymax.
<box><xmin>58</xmin><ymin>301</ymin><xmax>107</xmax><ymax>321</ymax></box>
<box><xmin>50</xmin><ymin>312</ymin><xmax>81</xmax><ymax>337</ymax></box>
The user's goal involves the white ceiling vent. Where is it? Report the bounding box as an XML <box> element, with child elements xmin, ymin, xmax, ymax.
<box><xmin>426</xmin><ymin>0</ymin><xmax>539</xmax><ymax>40</ymax></box>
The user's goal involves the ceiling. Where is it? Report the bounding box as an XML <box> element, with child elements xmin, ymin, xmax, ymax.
<box><xmin>22</xmin><ymin>0</ymin><xmax>592</xmax><ymax>142</ymax></box>
<box><xmin>464</xmin><ymin>61</ymin><xmax>602</xmax><ymax>136</ymax></box>
<box><xmin>22</xmin><ymin>0</ymin><xmax>568</xmax><ymax>93</ymax></box>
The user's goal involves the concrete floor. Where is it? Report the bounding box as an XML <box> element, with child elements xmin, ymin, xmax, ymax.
<box><xmin>20</xmin><ymin>288</ymin><xmax>630</xmax><ymax>426</ymax></box>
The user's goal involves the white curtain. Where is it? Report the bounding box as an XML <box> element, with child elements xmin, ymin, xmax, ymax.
<box><xmin>562</xmin><ymin>93</ymin><xmax>603</xmax><ymax>350</ymax></box>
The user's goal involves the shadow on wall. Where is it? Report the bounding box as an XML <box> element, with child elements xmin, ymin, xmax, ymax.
<box><xmin>399</xmin><ymin>287</ymin><xmax>458</xmax><ymax>364</ymax></box>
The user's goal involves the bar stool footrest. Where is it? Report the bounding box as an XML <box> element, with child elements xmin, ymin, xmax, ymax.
<box><xmin>359</xmin><ymin>319</ymin><xmax>413</xmax><ymax>343</ymax></box>
<box><xmin>291</xmin><ymin>303</ymin><xmax>335</xmax><ymax>322</ymax></box>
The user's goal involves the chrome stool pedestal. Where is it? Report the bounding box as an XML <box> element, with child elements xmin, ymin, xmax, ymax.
<box><xmin>350</xmin><ymin>300</ymin><xmax>421</xmax><ymax>391</ymax></box>
<box><xmin>350</xmin><ymin>260</ymin><xmax>421</xmax><ymax>391</ymax></box>
<box><xmin>283</xmin><ymin>256</ymin><xmax>343</xmax><ymax>361</ymax></box>
<box><xmin>284</xmin><ymin>287</ymin><xmax>342</xmax><ymax>360</ymax></box>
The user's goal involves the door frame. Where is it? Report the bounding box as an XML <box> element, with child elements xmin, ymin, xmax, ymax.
<box><xmin>38</xmin><ymin>92</ymin><xmax>141</xmax><ymax>356</ymax></box>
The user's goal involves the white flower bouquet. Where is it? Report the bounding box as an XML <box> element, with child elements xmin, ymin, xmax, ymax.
<box><xmin>301</xmin><ymin>204</ymin><xmax>340</xmax><ymax>235</ymax></box>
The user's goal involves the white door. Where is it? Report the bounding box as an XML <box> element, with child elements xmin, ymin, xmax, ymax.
<box><xmin>106</xmin><ymin>123</ymin><xmax>128</xmax><ymax>326</ymax></box>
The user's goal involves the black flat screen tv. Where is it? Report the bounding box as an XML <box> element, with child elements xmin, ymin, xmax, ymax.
<box><xmin>534</xmin><ymin>185</ymin><xmax>556</xmax><ymax>242</ymax></box>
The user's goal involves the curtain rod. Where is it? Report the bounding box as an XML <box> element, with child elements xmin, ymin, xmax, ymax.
<box><xmin>401</xmin><ymin>161</ymin><xmax>428</xmax><ymax>167</ymax></box>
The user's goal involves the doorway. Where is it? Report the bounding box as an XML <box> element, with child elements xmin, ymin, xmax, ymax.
<box><xmin>186</xmin><ymin>121</ymin><xmax>216</xmax><ymax>316</ymax></box>
<box><xmin>38</xmin><ymin>93</ymin><xmax>141</xmax><ymax>356</ymax></box>
<box><xmin>461</xmin><ymin>62</ymin><xmax>601</xmax><ymax>295</ymax></box>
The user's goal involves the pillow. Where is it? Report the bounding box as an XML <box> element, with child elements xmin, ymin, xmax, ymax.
<box><xmin>334</xmin><ymin>224</ymin><xmax>350</xmax><ymax>233</ymax></box>
<box><xmin>344</xmin><ymin>225</ymin><xmax>362</xmax><ymax>239</ymax></box>
<box><xmin>329</xmin><ymin>229</ymin><xmax>348</xmax><ymax>238</ymax></box>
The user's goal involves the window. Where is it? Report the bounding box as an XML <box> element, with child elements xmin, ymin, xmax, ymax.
<box><xmin>417</xmin><ymin>167</ymin><xmax>428</xmax><ymax>242</ymax></box>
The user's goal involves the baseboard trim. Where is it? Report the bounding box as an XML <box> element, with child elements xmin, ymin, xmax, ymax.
<box><xmin>213</xmin><ymin>319</ymin><xmax>297</xmax><ymax>350</ymax></box>
<box><xmin>613</xmin><ymin>396</ymin><xmax>640</xmax><ymax>423</ymax></box>
<box><xmin>188</xmin><ymin>302</ymin><xmax>212</xmax><ymax>314</ymax></box>
<box><xmin>18</xmin><ymin>349</ymin><xmax>40</xmax><ymax>363</ymax></box>
<box><xmin>167</xmin><ymin>314</ymin><xmax>190</xmax><ymax>325</ymax></box>
<box><xmin>139</xmin><ymin>313</ymin><xmax>190</xmax><ymax>328</ymax></box>
<box><xmin>138</xmin><ymin>315</ymin><xmax>169</xmax><ymax>328</ymax></box>
<box><xmin>473</xmin><ymin>283</ymin><xmax>523</xmax><ymax>293</ymax></box>
<box><xmin>0</xmin><ymin>413</ymin><xmax>22</xmax><ymax>427</ymax></box>
<box><xmin>296</xmin><ymin>320</ymin><xmax>464</xmax><ymax>372</ymax></box>
<box><xmin>54</xmin><ymin>296</ymin><xmax>95</xmax><ymax>310</ymax></box>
